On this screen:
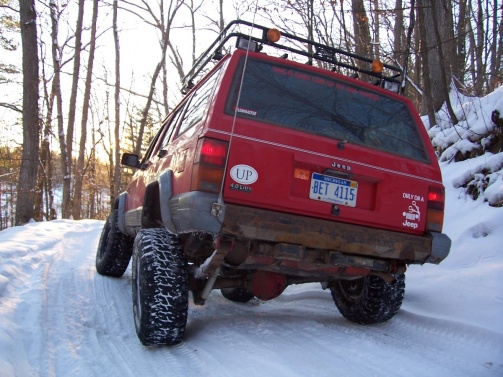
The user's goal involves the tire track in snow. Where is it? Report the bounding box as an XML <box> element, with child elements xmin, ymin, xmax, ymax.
<box><xmin>3</xmin><ymin>221</ymin><xmax>502</xmax><ymax>377</ymax></box>
<box><xmin>90</xmin><ymin>241</ymin><xmax>209</xmax><ymax>376</ymax></box>
<box><xmin>32</xmin><ymin>222</ymin><xmax>105</xmax><ymax>376</ymax></box>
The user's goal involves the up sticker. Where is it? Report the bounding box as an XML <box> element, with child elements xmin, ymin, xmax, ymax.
<box><xmin>230</xmin><ymin>164</ymin><xmax>258</xmax><ymax>185</ymax></box>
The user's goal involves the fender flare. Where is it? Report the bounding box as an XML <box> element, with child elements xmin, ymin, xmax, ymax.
<box><xmin>158</xmin><ymin>170</ymin><xmax>176</xmax><ymax>234</ymax></box>
<box><xmin>117</xmin><ymin>192</ymin><xmax>128</xmax><ymax>234</ymax></box>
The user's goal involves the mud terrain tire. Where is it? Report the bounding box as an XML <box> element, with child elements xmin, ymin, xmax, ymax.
<box><xmin>96</xmin><ymin>210</ymin><xmax>133</xmax><ymax>277</ymax></box>
<box><xmin>132</xmin><ymin>228</ymin><xmax>189</xmax><ymax>346</ymax></box>
<box><xmin>330</xmin><ymin>273</ymin><xmax>405</xmax><ymax>324</ymax></box>
<box><xmin>221</xmin><ymin>288</ymin><xmax>255</xmax><ymax>303</ymax></box>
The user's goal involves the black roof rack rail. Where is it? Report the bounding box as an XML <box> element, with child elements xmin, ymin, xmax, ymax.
<box><xmin>181</xmin><ymin>19</ymin><xmax>402</xmax><ymax>94</ymax></box>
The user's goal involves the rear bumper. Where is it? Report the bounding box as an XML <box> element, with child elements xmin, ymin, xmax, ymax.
<box><xmin>167</xmin><ymin>193</ymin><xmax>450</xmax><ymax>267</ymax></box>
<box><xmin>219</xmin><ymin>203</ymin><xmax>450</xmax><ymax>264</ymax></box>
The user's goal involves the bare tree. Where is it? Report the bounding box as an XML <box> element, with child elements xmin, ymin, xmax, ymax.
<box><xmin>471</xmin><ymin>2</ymin><xmax>501</xmax><ymax>93</ymax></box>
<box><xmin>393</xmin><ymin>0</ymin><xmax>405</xmax><ymax>62</ymax></box>
<box><xmin>351</xmin><ymin>0</ymin><xmax>372</xmax><ymax>65</ymax></box>
<box><xmin>121</xmin><ymin>0</ymin><xmax>185</xmax><ymax>157</ymax></box>
<box><xmin>48</xmin><ymin>0</ymin><xmax>72</xmax><ymax>219</ymax></box>
<box><xmin>112</xmin><ymin>0</ymin><xmax>121</xmax><ymax>203</ymax></box>
<box><xmin>72</xmin><ymin>0</ymin><xmax>98</xmax><ymax>219</ymax></box>
<box><xmin>370</xmin><ymin>0</ymin><xmax>380</xmax><ymax>60</ymax></box>
<box><xmin>429</xmin><ymin>0</ymin><xmax>457</xmax><ymax>123</ymax></box>
<box><xmin>167</xmin><ymin>0</ymin><xmax>206</xmax><ymax>89</ymax></box>
<box><xmin>417</xmin><ymin>0</ymin><xmax>435</xmax><ymax>126</ymax></box>
<box><xmin>15</xmin><ymin>0</ymin><xmax>40</xmax><ymax>225</ymax></box>
<box><xmin>488</xmin><ymin>0</ymin><xmax>502</xmax><ymax>91</ymax></box>
<box><xmin>417</xmin><ymin>0</ymin><xmax>457</xmax><ymax>125</ymax></box>
<box><xmin>455</xmin><ymin>0</ymin><xmax>468</xmax><ymax>86</ymax></box>
<box><xmin>63</xmin><ymin>0</ymin><xmax>85</xmax><ymax>218</ymax></box>
<box><xmin>35</xmin><ymin>46</ymin><xmax>57</xmax><ymax>221</ymax></box>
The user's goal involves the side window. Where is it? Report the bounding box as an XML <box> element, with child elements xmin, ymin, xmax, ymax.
<box><xmin>141</xmin><ymin>103</ymin><xmax>186</xmax><ymax>164</ymax></box>
<box><xmin>159</xmin><ymin>107</ymin><xmax>184</xmax><ymax>150</ymax></box>
<box><xmin>177</xmin><ymin>70</ymin><xmax>220</xmax><ymax>136</ymax></box>
<box><xmin>140</xmin><ymin>124</ymin><xmax>165</xmax><ymax>164</ymax></box>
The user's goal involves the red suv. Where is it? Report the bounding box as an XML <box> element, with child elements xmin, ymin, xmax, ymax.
<box><xmin>96</xmin><ymin>20</ymin><xmax>451</xmax><ymax>346</ymax></box>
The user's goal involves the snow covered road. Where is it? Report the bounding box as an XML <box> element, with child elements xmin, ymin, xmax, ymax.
<box><xmin>1</xmin><ymin>217</ymin><xmax>502</xmax><ymax>377</ymax></box>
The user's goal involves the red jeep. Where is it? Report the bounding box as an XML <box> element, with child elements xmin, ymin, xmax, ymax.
<box><xmin>96</xmin><ymin>20</ymin><xmax>451</xmax><ymax>346</ymax></box>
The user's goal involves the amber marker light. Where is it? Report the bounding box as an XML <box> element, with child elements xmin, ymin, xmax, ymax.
<box><xmin>371</xmin><ymin>59</ymin><xmax>384</xmax><ymax>74</ymax></box>
<box><xmin>294</xmin><ymin>168</ymin><xmax>310</xmax><ymax>180</ymax></box>
<box><xmin>267</xmin><ymin>28</ymin><xmax>281</xmax><ymax>43</ymax></box>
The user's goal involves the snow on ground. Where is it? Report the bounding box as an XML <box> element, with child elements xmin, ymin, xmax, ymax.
<box><xmin>1</xmin><ymin>166</ymin><xmax>502</xmax><ymax>377</ymax></box>
<box><xmin>1</xmin><ymin>205</ymin><xmax>502</xmax><ymax>377</ymax></box>
<box><xmin>1</xmin><ymin>89</ymin><xmax>503</xmax><ymax>376</ymax></box>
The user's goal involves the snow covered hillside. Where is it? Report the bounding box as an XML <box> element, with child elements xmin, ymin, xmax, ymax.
<box><xmin>1</xmin><ymin>88</ymin><xmax>503</xmax><ymax>376</ymax></box>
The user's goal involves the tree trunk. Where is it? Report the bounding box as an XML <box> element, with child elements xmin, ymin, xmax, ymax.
<box><xmin>429</xmin><ymin>0</ymin><xmax>458</xmax><ymax>124</ymax></box>
<box><xmin>455</xmin><ymin>0</ymin><xmax>468</xmax><ymax>85</ymax></box>
<box><xmin>89</xmin><ymin>125</ymin><xmax>97</xmax><ymax>219</ymax></box>
<box><xmin>340</xmin><ymin>0</ymin><xmax>351</xmax><ymax>52</ymax></box>
<box><xmin>49</xmin><ymin>0</ymin><xmax>71</xmax><ymax>219</ymax></box>
<box><xmin>372</xmin><ymin>0</ymin><xmax>380</xmax><ymax>60</ymax></box>
<box><xmin>351</xmin><ymin>0</ymin><xmax>372</xmax><ymax>74</ymax></box>
<box><xmin>417</xmin><ymin>0</ymin><xmax>457</xmax><ymax>117</ymax></box>
<box><xmin>393</xmin><ymin>0</ymin><xmax>405</xmax><ymax>62</ymax></box>
<box><xmin>35</xmin><ymin>69</ymin><xmax>56</xmax><ymax>221</ymax></box>
<box><xmin>473</xmin><ymin>0</ymin><xmax>485</xmax><ymax>94</ymax></box>
<box><xmin>72</xmin><ymin>0</ymin><xmax>99</xmax><ymax>220</ymax></box>
<box><xmin>488</xmin><ymin>0</ymin><xmax>502</xmax><ymax>92</ymax></box>
<box><xmin>307</xmin><ymin>0</ymin><xmax>314</xmax><ymax>57</ymax></box>
<box><xmin>134</xmin><ymin>0</ymin><xmax>184</xmax><ymax>157</ymax></box>
<box><xmin>63</xmin><ymin>0</ymin><xmax>85</xmax><ymax>218</ymax></box>
<box><xmin>417</xmin><ymin>0</ymin><xmax>436</xmax><ymax>127</ymax></box>
<box><xmin>113</xmin><ymin>0</ymin><xmax>121</xmax><ymax>204</ymax></box>
<box><xmin>15</xmin><ymin>0</ymin><xmax>40</xmax><ymax>225</ymax></box>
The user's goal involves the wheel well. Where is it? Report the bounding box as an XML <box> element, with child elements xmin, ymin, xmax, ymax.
<box><xmin>141</xmin><ymin>182</ymin><xmax>163</xmax><ymax>228</ymax></box>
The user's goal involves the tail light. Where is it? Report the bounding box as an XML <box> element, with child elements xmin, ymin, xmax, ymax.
<box><xmin>426</xmin><ymin>186</ymin><xmax>445</xmax><ymax>232</ymax></box>
<box><xmin>191</xmin><ymin>138</ymin><xmax>229</xmax><ymax>193</ymax></box>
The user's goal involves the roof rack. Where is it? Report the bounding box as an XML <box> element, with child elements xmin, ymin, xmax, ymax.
<box><xmin>181</xmin><ymin>20</ymin><xmax>402</xmax><ymax>94</ymax></box>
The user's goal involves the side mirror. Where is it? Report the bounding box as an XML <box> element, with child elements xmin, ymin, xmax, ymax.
<box><xmin>121</xmin><ymin>153</ymin><xmax>140</xmax><ymax>168</ymax></box>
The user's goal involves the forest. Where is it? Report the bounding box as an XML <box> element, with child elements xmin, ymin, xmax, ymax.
<box><xmin>0</xmin><ymin>0</ymin><xmax>501</xmax><ymax>229</ymax></box>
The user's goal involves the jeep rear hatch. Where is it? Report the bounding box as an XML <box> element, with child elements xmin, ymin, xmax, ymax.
<box><xmin>206</xmin><ymin>50</ymin><xmax>444</xmax><ymax>236</ymax></box>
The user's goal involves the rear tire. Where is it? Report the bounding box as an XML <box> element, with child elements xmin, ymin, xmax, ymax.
<box><xmin>95</xmin><ymin>210</ymin><xmax>133</xmax><ymax>277</ymax></box>
<box><xmin>132</xmin><ymin>228</ymin><xmax>189</xmax><ymax>346</ymax></box>
<box><xmin>330</xmin><ymin>273</ymin><xmax>405</xmax><ymax>324</ymax></box>
<box><xmin>221</xmin><ymin>288</ymin><xmax>255</xmax><ymax>303</ymax></box>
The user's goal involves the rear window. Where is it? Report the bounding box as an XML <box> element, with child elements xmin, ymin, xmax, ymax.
<box><xmin>225</xmin><ymin>58</ymin><xmax>428</xmax><ymax>162</ymax></box>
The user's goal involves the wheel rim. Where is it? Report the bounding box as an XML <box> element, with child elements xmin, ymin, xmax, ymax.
<box><xmin>338</xmin><ymin>278</ymin><xmax>365</xmax><ymax>302</ymax></box>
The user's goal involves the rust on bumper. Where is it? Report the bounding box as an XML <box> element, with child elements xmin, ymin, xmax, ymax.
<box><xmin>219</xmin><ymin>204</ymin><xmax>432</xmax><ymax>262</ymax></box>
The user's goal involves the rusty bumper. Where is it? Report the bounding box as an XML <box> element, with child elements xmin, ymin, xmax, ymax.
<box><xmin>219</xmin><ymin>204</ymin><xmax>447</xmax><ymax>265</ymax></box>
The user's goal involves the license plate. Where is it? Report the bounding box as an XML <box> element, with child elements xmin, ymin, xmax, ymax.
<box><xmin>309</xmin><ymin>173</ymin><xmax>358</xmax><ymax>207</ymax></box>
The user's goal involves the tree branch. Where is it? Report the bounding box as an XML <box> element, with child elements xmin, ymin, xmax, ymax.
<box><xmin>0</xmin><ymin>102</ymin><xmax>22</xmax><ymax>113</ymax></box>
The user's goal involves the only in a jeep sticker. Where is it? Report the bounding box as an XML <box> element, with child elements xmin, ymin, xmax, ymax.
<box><xmin>402</xmin><ymin>200</ymin><xmax>420</xmax><ymax>229</ymax></box>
